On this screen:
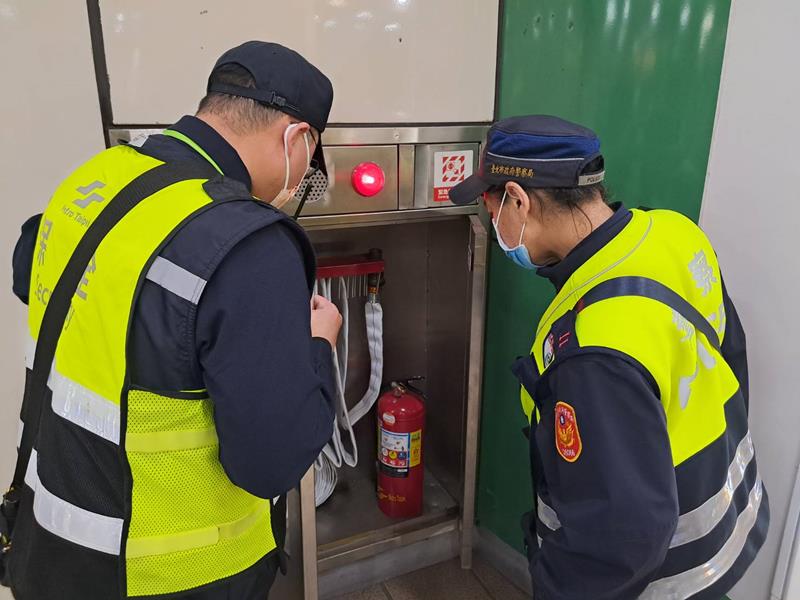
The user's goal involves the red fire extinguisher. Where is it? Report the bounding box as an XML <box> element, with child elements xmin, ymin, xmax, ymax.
<box><xmin>377</xmin><ymin>381</ymin><xmax>425</xmax><ymax>518</ymax></box>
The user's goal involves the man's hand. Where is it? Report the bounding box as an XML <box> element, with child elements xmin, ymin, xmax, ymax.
<box><xmin>310</xmin><ymin>294</ymin><xmax>342</xmax><ymax>348</ymax></box>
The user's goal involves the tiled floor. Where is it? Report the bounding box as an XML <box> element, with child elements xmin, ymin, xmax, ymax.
<box><xmin>331</xmin><ymin>557</ymin><xmax>528</xmax><ymax>600</ymax></box>
<box><xmin>0</xmin><ymin>558</ymin><xmax>527</xmax><ymax>600</ymax></box>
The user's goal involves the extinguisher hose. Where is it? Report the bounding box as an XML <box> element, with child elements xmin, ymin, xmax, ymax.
<box><xmin>313</xmin><ymin>277</ymin><xmax>384</xmax><ymax>506</ymax></box>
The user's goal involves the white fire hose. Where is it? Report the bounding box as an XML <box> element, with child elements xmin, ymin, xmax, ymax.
<box><xmin>314</xmin><ymin>277</ymin><xmax>384</xmax><ymax>506</ymax></box>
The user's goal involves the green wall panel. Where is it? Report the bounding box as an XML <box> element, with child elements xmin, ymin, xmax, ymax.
<box><xmin>477</xmin><ymin>0</ymin><xmax>731</xmax><ymax>553</ymax></box>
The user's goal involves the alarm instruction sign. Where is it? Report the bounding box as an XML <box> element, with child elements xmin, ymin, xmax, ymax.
<box><xmin>433</xmin><ymin>150</ymin><xmax>474</xmax><ymax>202</ymax></box>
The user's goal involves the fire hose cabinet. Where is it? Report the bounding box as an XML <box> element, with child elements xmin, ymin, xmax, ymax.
<box><xmin>280</xmin><ymin>126</ymin><xmax>489</xmax><ymax>600</ymax></box>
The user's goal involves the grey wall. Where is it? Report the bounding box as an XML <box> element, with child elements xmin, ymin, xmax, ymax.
<box><xmin>699</xmin><ymin>0</ymin><xmax>800</xmax><ymax>597</ymax></box>
<box><xmin>0</xmin><ymin>8</ymin><xmax>104</xmax><ymax>600</ymax></box>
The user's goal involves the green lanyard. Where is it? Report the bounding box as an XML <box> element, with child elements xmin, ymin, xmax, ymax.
<box><xmin>162</xmin><ymin>129</ymin><xmax>224</xmax><ymax>176</ymax></box>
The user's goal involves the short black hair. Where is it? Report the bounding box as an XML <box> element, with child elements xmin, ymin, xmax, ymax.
<box><xmin>197</xmin><ymin>63</ymin><xmax>283</xmax><ymax>134</ymax></box>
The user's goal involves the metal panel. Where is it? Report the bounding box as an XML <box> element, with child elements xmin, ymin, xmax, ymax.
<box><xmin>97</xmin><ymin>0</ymin><xmax>498</xmax><ymax>124</ymax></box>
<box><xmin>398</xmin><ymin>145</ymin><xmax>415</xmax><ymax>210</ymax></box>
<box><xmin>316</xmin><ymin>468</ymin><xmax>458</xmax><ymax>571</ymax></box>
<box><xmin>300</xmin><ymin>469</ymin><xmax>319</xmax><ymax>600</ymax></box>
<box><xmin>300</xmin><ymin>206</ymin><xmax>478</xmax><ymax>230</ymax></box>
<box><xmin>106</xmin><ymin>127</ymin><xmax>488</xmax><ymax>221</ymax></box>
<box><xmin>424</xmin><ymin>218</ymin><xmax>473</xmax><ymax>502</ymax></box>
<box><xmin>109</xmin><ymin>126</ymin><xmax>489</xmax><ymax>147</ymax></box>
<box><xmin>460</xmin><ymin>216</ymin><xmax>488</xmax><ymax>568</ymax></box>
<box><xmin>322</xmin><ymin>127</ymin><xmax>489</xmax><ymax>146</ymax></box>
<box><xmin>318</xmin><ymin>527</ymin><xmax>460</xmax><ymax>599</ymax></box>
<box><xmin>414</xmin><ymin>143</ymin><xmax>481</xmax><ymax>208</ymax></box>
<box><xmin>478</xmin><ymin>0</ymin><xmax>732</xmax><ymax>553</ymax></box>
<box><xmin>299</xmin><ymin>206</ymin><xmax>478</xmax><ymax>230</ymax></box>
<box><xmin>285</xmin><ymin>145</ymin><xmax>398</xmax><ymax>217</ymax></box>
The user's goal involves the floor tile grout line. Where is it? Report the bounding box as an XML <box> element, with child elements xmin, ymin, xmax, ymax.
<box><xmin>471</xmin><ymin>567</ymin><xmax>499</xmax><ymax>600</ymax></box>
<box><xmin>380</xmin><ymin>582</ymin><xmax>395</xmax><ymax>600</ymax></box>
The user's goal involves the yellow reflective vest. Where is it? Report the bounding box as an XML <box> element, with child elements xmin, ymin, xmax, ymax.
<box><xmin>11</xmin><ymin>143</ymin><xmax>299</xmax><ymax>597</ymax></box>
<box><xmin>514</xmin><ymin>208</ymin><xmax>768</xmax><ymax>599</ymax></box>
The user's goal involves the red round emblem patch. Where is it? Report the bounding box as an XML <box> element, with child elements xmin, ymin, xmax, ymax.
<box><xmin>554</xmin><ymin>401</ymin><xmax>582</xmax><ymax>463</ymax></box>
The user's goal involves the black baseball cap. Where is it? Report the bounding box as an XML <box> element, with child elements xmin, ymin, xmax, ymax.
<box><xmin>209</xmin><ymin>41</ymin><xmax>334</xmax><ymax>175</ymax></box>
<box><xmin>449</xmin><ymin>115</ymin><xmax>605</xmax><ymax>205</ymax></box>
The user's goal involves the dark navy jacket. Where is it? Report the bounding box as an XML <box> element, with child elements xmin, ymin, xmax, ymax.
<box><xmin>12</xmin><ymin>116</ymin><xmax>336</xmax><ymax>502</ymax></box>
<box><xmin>522</xmin><ymin>205</ymin><xmax>748</xmax><ymax>600</ymax></box>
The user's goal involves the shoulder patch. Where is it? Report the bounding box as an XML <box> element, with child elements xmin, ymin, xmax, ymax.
<box><xmin>555</xmin><ymin>401</ymin><xmax>582</xmax><ymax>462</ymax></box>
<box><xmin>543</xmin><ymin>333</ymin><xmax>555</xmax><ymax>369</ymax></box>
<box><xmin>540</xmin><ymin>311</ymin><xmax>579</xmax><ymax>372</ymax></box>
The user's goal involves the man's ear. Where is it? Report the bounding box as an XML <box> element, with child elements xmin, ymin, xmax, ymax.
<box><xmin>284</xmin><ymin>121</ymin><xmax>311</xmax><ymax>154</ymax></box>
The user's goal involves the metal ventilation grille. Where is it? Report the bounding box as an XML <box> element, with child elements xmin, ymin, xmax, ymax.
<box><xmin>296</xmin><ymin>170</ymin><xmax>329</xmax><ymax>205</ymax></box>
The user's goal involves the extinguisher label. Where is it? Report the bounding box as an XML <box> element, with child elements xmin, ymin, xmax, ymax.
<box><xmin>379</xmin><ymin>427</ymin><xmax>422</xmax><ymax>478</ymax></box>
<box><xmin>410</xmin><ymin>430</ymin><xmax>422</xmax><ymax>467</ymax></box>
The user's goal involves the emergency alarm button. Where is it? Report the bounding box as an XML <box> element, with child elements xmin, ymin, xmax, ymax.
<box><xmin>351</xmin><ymin>162</ymin><xmax>386</xmax><ymax>197</ymax></box>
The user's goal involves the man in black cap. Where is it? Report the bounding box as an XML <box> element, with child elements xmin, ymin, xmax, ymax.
<box><xmin>450</xmin><ymin>115</ymin><xmax>767</xmax><ymax>599</ymax></box>
<box><xmin>4</xmin><ymin>42</ymin><xmax>339</xmax><ymax>599</ymax></box>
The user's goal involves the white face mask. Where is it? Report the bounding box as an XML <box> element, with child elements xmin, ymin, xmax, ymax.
<box><xmin>271</xmin><ymin>123</ymin><xmax>311</xmax><ymax>209</ymax></box>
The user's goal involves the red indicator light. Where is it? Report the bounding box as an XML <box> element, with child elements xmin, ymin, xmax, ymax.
<box><xmin>351</xmin><ymin>162</ymin><xmax>386</xmax><ymax>197</ymax></box>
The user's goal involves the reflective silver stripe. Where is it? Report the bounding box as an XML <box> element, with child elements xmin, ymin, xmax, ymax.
<box><xmin>671</xmin><ymin>431</ymin><xmax>755</xmax><ymax>548</ymax></box>
<box><xmin>537</xmin><ymin>432</ymin><xmax>756</xmax><ymax>544</ymax></box>
<box><xmin>537</xmin><ymin>497</ymin><xmax>561</xmax><ymax>531</ymax></box>
<box><xmin>640</xmin><ymin>476</ymin><xmax>763</xmax><ymax>600</ymax></box>
<box><xmin>146</xmin><ymin>257</ymin><xmax>207</xmax><ymax>304</ymax></box>
<box><xmin>50</xmin><ymin>367</ymin><xmax>120</xmax><ymax>445</ymax></box>
<box><xmin>25</xmin><ymin>334</ymin><xmax>36</xmax><ymax>370</ymax></box>
<box><xmin>24</xmin><ymin>449</ymin><xmax>123</xmax><ymax>555</ymax></box>
<box><xmin>24</xmin><ymin>447</ymin><xmax>37</xmax><ymax>490</ymax></box>
<box><xmin>24</xmin><ymin>336</ymin><xmax>120</xmax><ymax>444</ymax></box>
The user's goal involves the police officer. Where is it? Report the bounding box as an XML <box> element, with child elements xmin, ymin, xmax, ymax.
<box><xmin>449</xmin><ymin>115</ymin><xmax>769</xmax><ymax>599</ymax></box>
<box><xmin>3</xmin><ymin>41</ymin><xmax>340</xmax><ymax>599</ymax></box>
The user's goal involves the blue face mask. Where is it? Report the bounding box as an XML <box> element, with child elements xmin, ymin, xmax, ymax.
<box><xmin>493</xmin><ymin>191</ymin><xmax>548</xmax><ymax>270</ymax></box>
